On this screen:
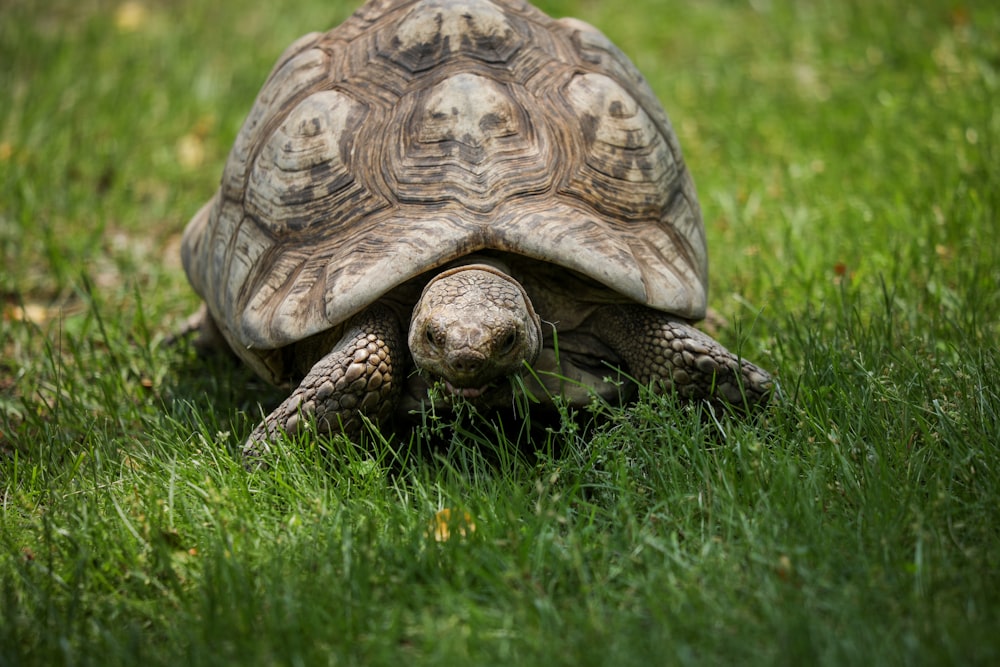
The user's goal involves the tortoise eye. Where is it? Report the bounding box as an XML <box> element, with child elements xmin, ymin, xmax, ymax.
<box><xmin>499</xmin><ymin>331</ymin><xmax>517</xmax><ymax>355</ymax></box>
<box><xmin>426</xmin><ymin>326</ymin><xmax>441</xmax><ymax>349</ymax></box>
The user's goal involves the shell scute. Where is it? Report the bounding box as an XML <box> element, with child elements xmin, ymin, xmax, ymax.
<box><xmin>380</xmin><ymin>0</ymin><xmax>524</xmax><ymax>72</ymax></box>
<box><xmin>559</xmin><ymin>72</ymin><xmax>676</xmax><ymax>221</ymax></box>
<box><xmin>246</xmin><ymin>90</ymin><xmax>376</xmax><ymax>234</ymax></box>
<box><xmin>388</xmin><ymin>72</ymin><xmax>556</xmax><ymax>211</ymax></box>
<box><xmin>221</xmin><ymin>40</ymin><xmax>332</xmax><ymax>203</ymax></box>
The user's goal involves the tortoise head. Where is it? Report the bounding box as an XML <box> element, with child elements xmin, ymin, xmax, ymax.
<box><xmin>408</xmin><ymin>264</ymin><xmax>542</xmax><ymax>399</ymax></box>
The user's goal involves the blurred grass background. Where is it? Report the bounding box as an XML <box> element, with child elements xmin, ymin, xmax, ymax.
<box><xmin>2</xmin><ymin>0</ymin><xmax>999</xmax><ymax>664</ymax></box>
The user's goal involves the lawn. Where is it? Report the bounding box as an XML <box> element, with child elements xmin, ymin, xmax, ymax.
<box><xmin>2</xmin><ymin>0</ymin><xmax>999</xmax><ymax>664</ymax></box>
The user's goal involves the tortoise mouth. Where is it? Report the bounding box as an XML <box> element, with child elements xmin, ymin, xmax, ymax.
<box><xmin>443</xmin><ymin>380</ymin><xmax>494</xmax><ymax>400</ymax></box>
<box><xmin>413</xmin><ymin>369</ymin><xmax>517</xmax><ymax>406</ymax></box>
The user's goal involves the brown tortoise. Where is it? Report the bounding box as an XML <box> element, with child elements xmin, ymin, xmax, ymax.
<box><xmin>180</xmin><ymin>0</ymin><xmax>773</xmax><ymax>461</ymax></box>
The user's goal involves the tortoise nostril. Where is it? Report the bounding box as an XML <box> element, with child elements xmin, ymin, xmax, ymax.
<box><xmin>448</xmin><ymin>352</ymin><xmax>484</xmax><ymax>376</ymax></box>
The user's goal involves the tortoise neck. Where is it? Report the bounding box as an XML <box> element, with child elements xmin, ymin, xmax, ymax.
<box><xmin>442</xmin><ymin>254</ymin><xmax>512</xmax><ymax>276</ymax></box>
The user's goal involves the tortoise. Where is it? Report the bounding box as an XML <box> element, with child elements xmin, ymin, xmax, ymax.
<box><xmin>180</xmin><ymin>0</ymin><xmax>773</xmax><ymax>461</ymax></box>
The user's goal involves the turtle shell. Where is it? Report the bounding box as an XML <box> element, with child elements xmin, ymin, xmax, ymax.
<box><xmin>181</xmin><ymin>0</ymin><xmax>707</xmax><ymax>381</ymax></box>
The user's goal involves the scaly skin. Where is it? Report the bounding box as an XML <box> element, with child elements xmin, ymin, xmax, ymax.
<box><xmin>243</xmin><ymin>304</ymin><xmax>402</xmax><ymax>464</ymax></box>
<box><xmin>592</xmin><ymin>304</ymin><xmax>773</xmax><ymax>411</ymax></box>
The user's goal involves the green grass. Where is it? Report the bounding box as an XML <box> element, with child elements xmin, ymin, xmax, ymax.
<box><xmin>2</xmin><ymin>0</ymin><xmax>999</xmax><ymax>664</ymax></box>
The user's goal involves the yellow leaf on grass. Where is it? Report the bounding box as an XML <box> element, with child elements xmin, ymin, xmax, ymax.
<box><xmin>115</xmin><ymin>2</ymin><xmax>148</xmax><ymax>33</ymax></box>
<box><xmin>429</xmin><ymin>508</ymin><xmax>476</xmax><ymax>542</ymax></box>
<box><xmin>4</xmin><ymin>303</ymin><xmax>55</xmax><ymax>325</ymax></box>
<box><xmin>176</xmin><ymin>133</ymin><xmax>206</xmax><ymax>169</ymax></box>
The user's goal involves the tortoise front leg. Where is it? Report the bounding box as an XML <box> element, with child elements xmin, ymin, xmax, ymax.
<box><xmin>243</xmin><ymin>304</ymin><xmax>403</xmax><ymax>464</ymax></box>
<box><xmin>592</xmin><ymin>305</ymin><xmax>773</xmax><ymax>411</ymax></box>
